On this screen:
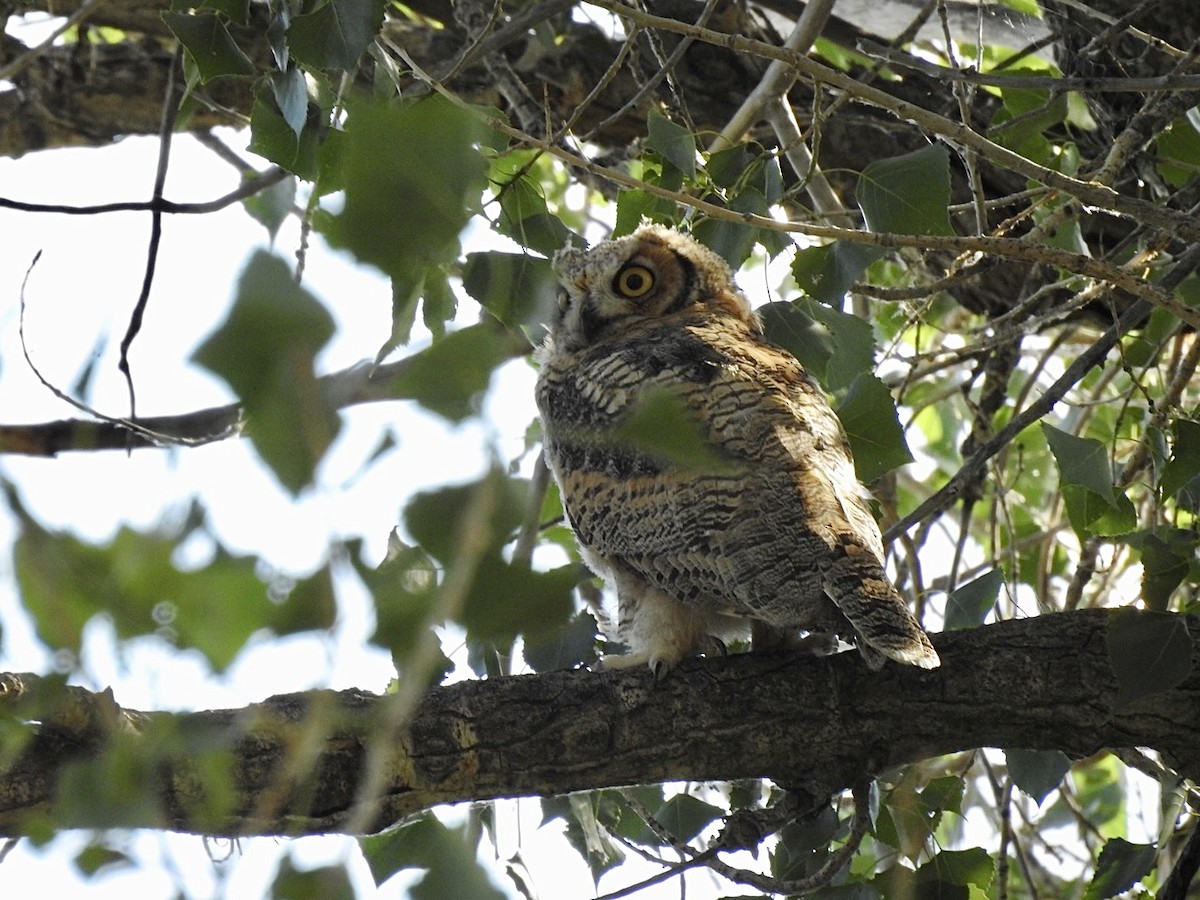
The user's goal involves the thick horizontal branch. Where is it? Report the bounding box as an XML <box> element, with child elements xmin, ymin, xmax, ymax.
<box><xmin>0</xmin><ymin>609</ymin><xmax>1195</xmax><ymax>837</ymax></box>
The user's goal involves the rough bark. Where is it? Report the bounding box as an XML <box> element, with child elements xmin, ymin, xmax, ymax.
<box><xmin>0</xmin><ymin>609</ymin><xmax>1195</xmax><ymax>838</ymax></box>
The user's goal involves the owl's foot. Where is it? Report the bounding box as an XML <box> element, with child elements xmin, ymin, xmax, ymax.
<box><xmin>599</xmin><ymin>634</ymin><xmax>727</xmax><ymax>678</ymax></box>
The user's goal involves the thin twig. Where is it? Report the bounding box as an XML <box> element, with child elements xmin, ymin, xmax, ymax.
<box><xmin>117</xmin><ymin>43</ymin><xmax>184</xmax><ymax>420</ymax></box>
<box><xmin>858</xmin><ymin>41</ymin><xmax>1200</xmax><ymax>92</ymax></box>
<box><xmin>0</xmin><ymin>168</ymin><xmax>290</xmax><ymax>216</ymax></box>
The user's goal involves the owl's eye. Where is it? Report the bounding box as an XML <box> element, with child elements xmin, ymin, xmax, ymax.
<box><xmin>614</xmin><ymin>264</ymin><xmax>655</xmax><ymax>298</ymax></box>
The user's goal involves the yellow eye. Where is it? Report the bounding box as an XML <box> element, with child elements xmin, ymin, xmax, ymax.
<box><xmin>614</xmin><ymin>264</ymin><xmax>655</xmax><ymax>298</ymax></box>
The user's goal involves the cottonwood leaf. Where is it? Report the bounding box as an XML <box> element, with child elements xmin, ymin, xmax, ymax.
<box><xmin>270</xmin><ymin>67</ymin><xmax>308</xmax><ymax>136</ymax></box>
<box><xmin>1006</xmin><ymin>749</ymin><xmax>1070</xmax><ymax>805</ymax></box>
<box><xmin>271</xmin><ymin>859</ymin><xmax>355</xmax><ymax>900</ymax></box>
<box><xmin>792</xmin><ymin>242</ymin><xmax>888</xmax><ymax>306</ymax></box>
<box><xmin>324</xmin><ymin>95</ymin><xmax>488</xmax><ymax>284</ymax></box>
<box><xmin>1161</xmin><ymin>419</ymin><xmax>1200</xmax><ymax>498</ymax></box>
<box><xmin>646</xmin><ymin>109</ymin><xmax>696</xmax><ymax>178</ymax></box>
<box><xmin>648</xmin><ymin>794</ymin><xmax>723</xmax><ymax>844</ymax></box>
<box><xmin>837</xmin><ymin>373</ymin><xmax>914</xmax><ymax>481</ymax></box>
<box><xmin>287</xmin><ymin>0</ymin><xmax>386</xmax><ymax>69</ymax></box>
<box><xmin>360</xmin><ymin>815</ymin><xmax>507</xmax><ymax>898</ymax></box>
<box><xmin>1083</xmin><ymin>838</ymin><xmax>1156</xmax><ymax>900</ymax></box>
<box><xmin>461</xmin><ymin>252</ymin><xmax>559</xmax><ymax>331</ymax></box>
<box><xmin>389</xmin><ymin>324</ymin><xmax>516</xmax><ymax>422</ymax></box>
<box><xmin>858</xmin><ymin>145</ymin><xmax>954</xmax><ymax>236</ymax></box>
<box><xmin>945</xmin><ymin>568</ymin><xmax>1002</xmax><ymax>630</ymax></box>
<box><xmin>1042</xmin><ymin>424</ymin><xmax>1116</xmax><ymax>503</ymax></box>
<box><xmin>193</xmin><ymin>251</ymin><xmax>338</xmax><ymax>494</ymax></box>
<box><xmin>611</xmin><ymin>389</ymin><xmax>732</xmax><ymax>471</ymax></box>
<box><xmin>1107</xmin><ymin>608</ymin><xmax>1193</xmax><ymax>708</ymax></box>
<box><xmin>163</xmin><ymin>11</ymin><xmax>255</xmax><ymax>82</ymax></box>
<box><xmin>759</xmin><ymin>298</ymin><xmax>875</xmax><ymax>393</ymax></box>
<box><xmin>916</xmin><ymin>848</ymin><xmax>995</xmax><ymax>890</ymax></box>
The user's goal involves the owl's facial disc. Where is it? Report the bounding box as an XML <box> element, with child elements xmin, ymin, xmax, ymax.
<box><xmin>551</xmin><ymin>236</ymin><xmax>698</xmax><ymax>350</ymax></box>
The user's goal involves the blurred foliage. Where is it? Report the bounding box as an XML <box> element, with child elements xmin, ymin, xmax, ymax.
<box><xmin>3</xmin><ymin>0</ymin><xmax>1200</xmax><ymax>896</ymax></box>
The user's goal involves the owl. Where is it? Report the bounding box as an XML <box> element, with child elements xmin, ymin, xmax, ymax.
<box><xmin>535</xmin><ymin>224</ymin><xmax>940</xmax><ymax>674</ymax></box>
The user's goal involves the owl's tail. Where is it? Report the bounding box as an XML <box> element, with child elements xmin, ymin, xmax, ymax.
<box><xmin>823</xmin><ymin>539</ymin><xmax>941</xmax><ymax>670</ymax></box>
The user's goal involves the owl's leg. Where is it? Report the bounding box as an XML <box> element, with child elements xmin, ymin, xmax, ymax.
<box><xmin>600</xmin><ymin>570</ymin><xmax>725</xmax><ymax>676</ymax></box>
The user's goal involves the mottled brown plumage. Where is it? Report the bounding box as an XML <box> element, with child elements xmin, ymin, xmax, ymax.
<box><xmin>535</xmin><ymin>224</ymin><xmax>940</xmax><ymax>673</ymax></box>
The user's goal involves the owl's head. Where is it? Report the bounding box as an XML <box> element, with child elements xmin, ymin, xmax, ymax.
<box><xmin>547</xmin><ymin>224</ymin><xmax>755</xmax><ymax>352</ymax></box>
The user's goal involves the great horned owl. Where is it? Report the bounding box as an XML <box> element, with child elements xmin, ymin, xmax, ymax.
<box><xmin>535</xmin><ymin>224</ymin><xmax>940</xmax><ymax>674</ymax></box>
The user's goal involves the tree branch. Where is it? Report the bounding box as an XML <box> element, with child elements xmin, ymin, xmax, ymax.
<box><xmin>0</xmin><ymin>327</ymin><xmax>532</xmax><ymax>456</ymax></box>
<box><xmin>0</xmin><ymin>610</ymin><xmax>1195</xmax><ymax>838</ymax></box>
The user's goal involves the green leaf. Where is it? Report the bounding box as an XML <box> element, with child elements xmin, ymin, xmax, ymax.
<box><xmin>359</xmin><ymin>815</ymin><xmax>507</xmax><ymax>898</ymax></box>
<box><xmin>791</xmin><ymin>242</ymin><xmax>888</xmax><ymax>305</ymax></box>
<box><xmin>459</xmin><ymin>559</ymin><xmax>575</xmax><ymax>644</ymax></box>
<box><xmin>398</xmin><ymin>471</ymin><xmax>573</xmax><ymax>645</ymax></box>
<box><xmin>1006</xmin><ymin>749</ymin><xmax>1070</xmax><ymax>805</ymax></box>
<box><xmin>193</xmin><ymin>251</ymin><xmax>339</xmax><ymax>494</ymax></box>
<box><xmin>287</xmin><ymin>0</ymin><xmax>386</xmax><ymax>69</ymax></box>
<box><xmin>1061</xmin><ymin>484</ymin><xmax>1137</xmax><ymax>537</ymax></box>
<box><xmin>857</xmin><ymin>144</ymin><xmax>954</xmax><ymax>236</ymax></box>
<box><xmin>249</xmin><ymin>82</ymin><xmax>319</xmax><ymax>178</ymax></box>
<box><xmin>613</xmin><ymin>190</ymin><xmax>674</xmax><ymax>237</ymax></box>
<box><xmin>646</xmin><ymin>109</ymin><xmax>696</xmax><ymax>178</ymax></box>
<box><xmin>759</xmin><ymin>298</ymin><xmax>876</xmax><ymax>393</ymax></box>
<box><xmin>460</xmin><ymin>252</ymin><xmax>559</xmax><ymax>331</ymax></box>
<box><xmin>704</xmin><ymin>142</ymin><xmax>754</xmax><ymax>188</ymax></box>
<box><xmin>8</xmin><ymin>487</ymin><xmax>331</xmax><ymax>669</ymax></box>
<box><xmin>611</xmin><ymin>388</ymin><xmax>734</xmax><ymax>472</ymax></box>
<box><xmin>357</xmin><ymin>538</ymin><xmax>451</xmax><ymax>679</ymax></box>
<box><xmin>1083</xmin><ymin>838</ymin><xmax>1157</xmax><ymax>900</ymax></box>
<box><xmin>199</xmin><ymin>0</ymin><xmax>248</xmax><ymax>23</ymax></box>
<box><xmin>421</xmin><ymin>270</ymin><xmax>457</xmax><ymax>338</ymax></box>
<box><xmin>945</xmin><ymin>568</ymin><xmax>1002</xmax><ymax>631</ymax></box>
<box><xmin>163</xmin><ymin>11</ymin><xmax>256</xmax><ymax>82</ymax></box>
<box><xmin>404</xmin><ymin>471</ymin><xmax>523</xmax><ymax>565</ymax></box>
<box><xmin>1161</xmin><ymin>419</ymin><xmax>1200</xmax><ymax>498</ymax></box>
<box><xmin>1042</xmin><ymin>424</ymin><xmax>1116</xmax><ymax>503</ymax></box>
<box><xmin>389</xmin><ymin>324</ymin><xmax>517</xmax><ymax>422</ymax></box>
<box><xmin>270</xmin><ymin>67</ymin><xmax>309</xmax><ymax>137</ymax></box>
<box><xmin>837</xmin><ymin>373</ymin><xmax>914</xmax><ymax>481</ymax></box>
<box><xmin>647</xmin><ymin>794</ymin><xmax>724</xmax><ymax>844</ymax></box>
<box><xmin>271</xmin><ymin>858</ymin><xmax>356</xmax><ymax>900</ymax></box>
<box><xmin>243</xmin><ymin>173</ymin><xmax>297</xmax><ymax>241</ymax></box>
<box><xmin>690</xmin><ymin>191</ymin><xmax>772</xmax><ymax>268</ymax></box>
<box><xmin>562</xmin><ymin>794</ymin><xmax>625</xmax><ymax>883</ymax></box>
<box><xmin>916</xmin><ymin>848</ymin><xmax>995</xmax><ymax>889</ymax></box>
<box><xmin>523</xmin><ymin>610</ymin><xmax>599</xmax><ymax>672</ymax></box>
<box><xmin>1122</xmin><ymin>528</ymin><xmax>1198</xmax><ymax>612</ymax></box>
<box><xmin>490</xmin><ymin>163</ymin><xmax>577</xmax><ymax>257</ymax></box>
<box><xmin>73</xmin><ymin>842</ymin><xmax>133</xmax><ymax>878</ymax></box>
<box><xmin>1155</xmin><ymin>115</ymin><xmax>1200</xmax><ymax>188</ymax></box>
<box><xmin>324</xmin><ymin>95</ymin><xmax>488</xmax><ymax>283</ymax></box>
<box><xmin>1106</xmin><ymin>609</ymin><xmax>1193</xmax><ymax>708</ymax></box>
